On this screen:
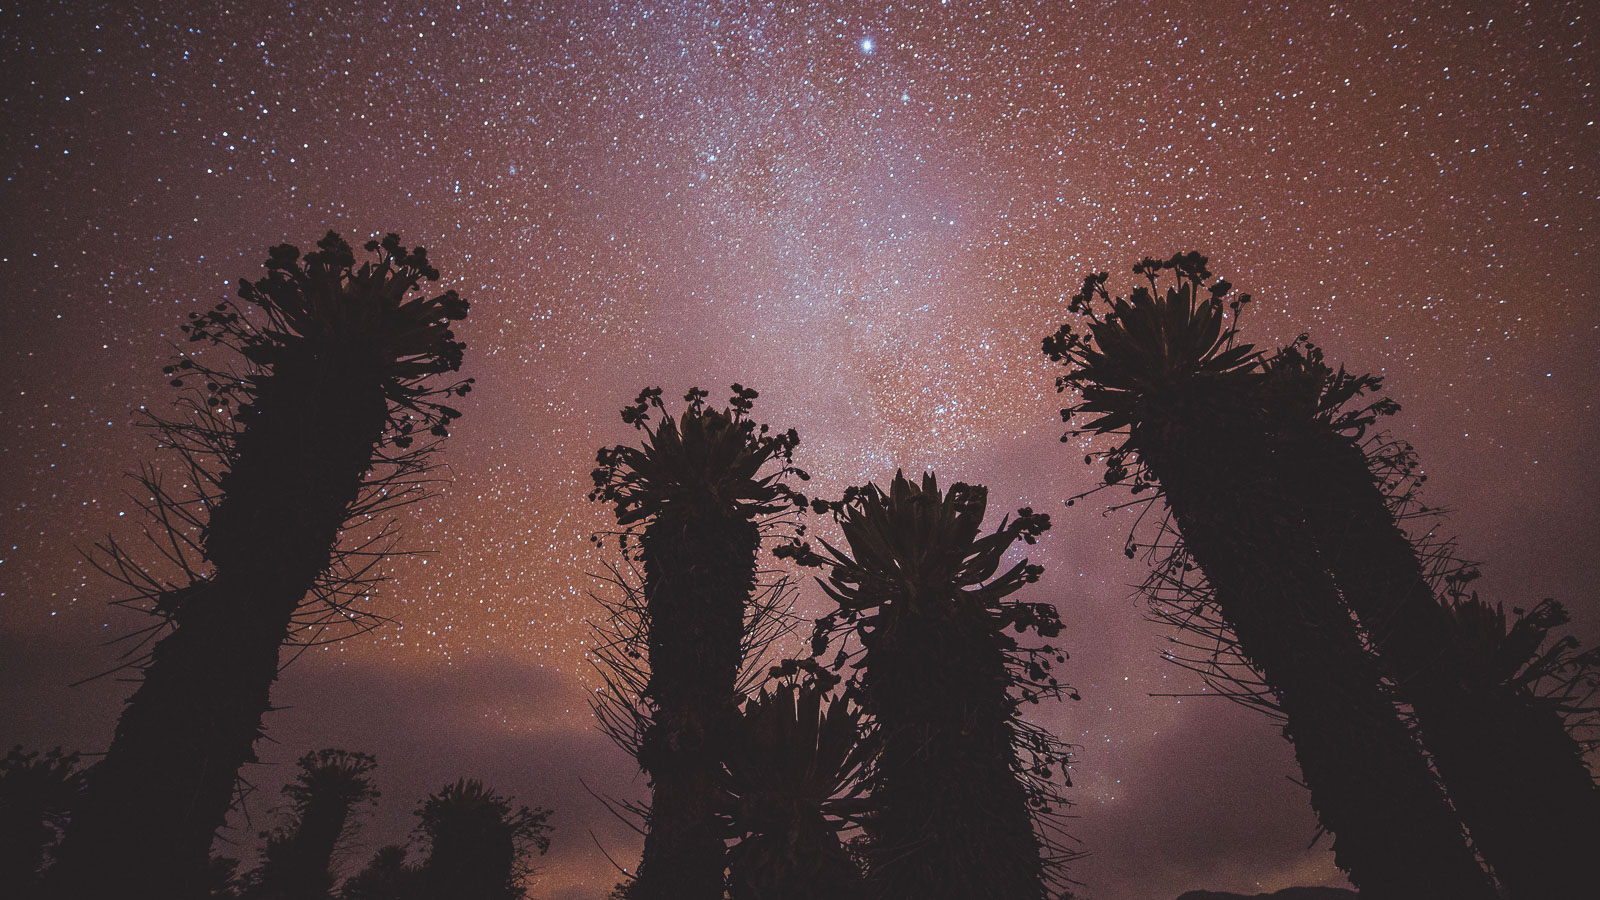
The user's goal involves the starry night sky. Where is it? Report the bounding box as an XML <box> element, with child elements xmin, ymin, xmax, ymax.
<box><xmin>2</xmin><ymin>2</ymin><xmax>1597</xmax><ymax>897</ymax></box>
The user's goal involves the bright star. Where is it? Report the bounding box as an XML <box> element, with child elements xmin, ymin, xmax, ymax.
<box><xmin>860</xmin><ymin>37</ymin><xmax>874</xmax><ymax>54</ymax></box>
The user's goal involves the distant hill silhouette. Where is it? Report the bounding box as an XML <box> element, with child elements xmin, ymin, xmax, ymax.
<box><xmin>1176</xmin><ymin>888</ymin><xmax>1358</xmax><ymax>900</ymax></box>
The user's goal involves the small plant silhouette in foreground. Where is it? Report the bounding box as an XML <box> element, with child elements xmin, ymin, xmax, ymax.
<box><xmin>1044</xmin><ymin>253</ymin><xmax>1493</xmax><ymax>899</ymax></box>
<box><xmin>240</xmin><ymin>749</ymin><xmax>379</xmax><ymax>900</ymax></box>
<box><xmin>781</xmin><ymin>471</ymin><xmax>1079</xmax><ymax>900</ymax></box>
<box><xmin>0</xmin><ymin>746</ymin><xmax>85</xmax><ymax>895</ymax></box>
<box><xmin>339</xmin><ymin>845</ymin><xmax>413</xmax><ymax>900</ymax></box>
<box><xmin>54</xmin><ymin>232</ymin><xmax>472</xmax><ymax>898</ymax></box>
<box><xmin>413</xmin><ymin>779</ymin><xmax>552</xmax><ymax>900</ymax></box>
<box><xmin>589</xmin><ymin>385</ymin><xmax>809</xmax><ymax>900</ymax></box>
<box><xmin>332</xmin><ymin>777</ymin><xmax>551</xmax><ymax>900</ymax></box>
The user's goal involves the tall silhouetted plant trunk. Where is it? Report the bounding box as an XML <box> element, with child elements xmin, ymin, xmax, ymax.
<box><xmin>1140</xmin><ymin>397</ymin><xmax>1490</xmax><ymax>900</ymax></box>
<box><xmin>590</xmin><ymin>386</ymin><xmax>809</xmax><ymax>900</ymax></box>
<box><xmin>1262</xmin><ymin>343</ymin><xmax>1600</xmax><ymax>899</ymax></box>
<box><xmin>245</xmin><ymin>750</ymin><xmax>379</xmax><ymax>900</ymax></box>
<box><xmin>639</xmin><ymin>507</ymin><xmax>750</xmax><ymax>899</ymax></box>
<box><xmin>54</xmin><ymin>233</ymin><xmax>471</xmax><ymax>899</ymax></box>
<box><xmin>791</xmin><ymin>472</ymin><xmax>1076</xmax><ymax>900</ymax></box>
<box><xmin>1044</xmin><ymin>253</ymin><xmax>1493</xmax><ymax>900</ymax></box>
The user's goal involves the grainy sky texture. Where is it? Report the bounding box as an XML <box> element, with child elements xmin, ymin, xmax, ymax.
<box><xmin>2</xmin><ymin>2</ymin><xmax>1596</xmax><ymax>898</ymax></box>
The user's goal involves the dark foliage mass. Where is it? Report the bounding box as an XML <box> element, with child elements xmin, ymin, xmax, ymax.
<box><xmin>338</xmin><ymin>845</ymin><xmax>414</xmax><ymax>900</ymax></box>
<box><xmin>720</xmin><ymin>661</ymin><xmax>873</xmax><ymax>900</ymax></box>
<box><xmin>25</xmin><ymin>224</ymin><xmax>1597</xmax><ymax>900</ymax></box>
<box><xmin>0</xmin><ymin>746</ymin><xmax>85</xmax><ymax>896</ymax></box>
<box><xmin>239</xmin><ymin>749</ymin><xmax>380</xmax><ymax>900</ymax></box>
<box><xmin>1045</xmin><ymin>251</ymin><xmax>1599</xmax><ymax>899</ymax></box>
<box><xmin>52</xmin><ymin>232</ymin><xmax>471</xmax><ymax>899</ymax></box>
<box><xmin>589</xmin><ymin>386</ymin><xmax>811</xmax><ymax>900</ymax></box>
<box><xmin>413</xmin><ymin>778</ymin><xmax>553</xmax><ymax>900</ymax></box>
<box><xmin>1259</xmin><ymin>342</ymin><xmax>1600</xmax><ymax>898</ymax></box>
<box><xmin>327</xmin><ymin>776</ymin><xmax>550</xmax><ymax>900</ymax></box>
<box><xmin>783</xmin><ymin>471</ymin><xmax>1079</xmax><ymax>900</ymax></box>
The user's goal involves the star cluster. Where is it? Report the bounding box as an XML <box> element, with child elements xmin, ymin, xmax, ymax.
<box><xmin>2</xmin><ymin>2</ymin><xmax>1595</xmax><ymax>897</ymax></box>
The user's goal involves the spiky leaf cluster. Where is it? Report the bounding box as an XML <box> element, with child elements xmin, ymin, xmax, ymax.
<box><xmin>1436</xmin><ymin>592</ymin><xmax>1600</xmax><ymax>751</ymax></box>
<box><xmin>416</xmin><ymin>778</ymin><xmax>552</xmax><ymax>854</ymax></box>
<box><xmin>785</xmin><ymin>472</ymin><xmax>1061</xmax><ymax>693</ymax></box>
<box><xmin>171</xmin><ymin>231</ymin><xmax>473</xmax><ymax>448</ymax></box>
<box><xmin>721</xmin><ymin>661</ymin><xmax>875</xmax><ymax>836</ymax></box>
<box><xmin>1259</xmin><ymin>338</ymin><xmax>1398</xmax><ymax>438</ymax></box>
<box><xmin>590</xmin><ymin>386</ymin><xmax>809</xmax><ymax>534</ymax></box>
<box><xmin>721</xmin><ymin>663</ymin><xmax>875</xmax><ymax>898</ymax></box>
<box><xmin>782</xmin><ymin>472</ymin><xmax>1079</xmax><ymax>894</ymax></box>
<box><xmin>281</xmin><ymin>749</ymin><xmax>380</xmax><ymax>817</ymax></box>
<box><xmin>1045</xmin><ymin>252</ymin><xmax>1258</xmax><ymax>437</ymax></box>
<box><xmin>799</xmin><ymin>469</ymin><xmax>1073</xmax><ymax>720</ymax></box>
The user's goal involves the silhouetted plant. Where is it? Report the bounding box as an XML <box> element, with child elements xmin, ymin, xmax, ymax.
<box><xmin>338</xmin><ymin>845</ymin><xmax>414</xmax><ymax>900</ymax></box>
<box><xmin>720</xmin><ymin>659</ymin><xmax>872</xmax><ymax>900</ymax></box>
<box><xmin>54</xmin><ymin>232</ymin><xmax>472</xmax><ymax>898</ymax></box>
<box><xmin>781</xmin><ymin>471</ymin><xmax>1077</xmax><ymax>900</ymax></box>
<box><xmin>1256</xmin><ymin>340</ymin><xmax>1600</xmax><ymax>898</ymax></box>
<box><xmin>0</xmin><ymin>746</ymin><xmax>84</xmax><ymax>893</ymax></box>
<box><xmin>589</xmin><ymin>385</ymin><xmax>809</xmax><ymax>900</ymax></box>
<box><xmin>413</xmin><ymin>778</ymin><xmax>552</xmax><ymax>900</ymax></box>
<box><xmin>207</xmin><ymin>855</ymin><xmax>248</xmax><ymax>900</ymax></box>
<box><xmin>241</xmin><ymin>749</ymin><xmax>380</xmax><ymax>900</ymax></box>
<box><xmin>1438</xmin><ymin>592</ymin><xmax>1600</xmax><ymax>756</ymax></box>
<box><xmin>1044</xmin><ymin>253</ymin><xmax>1494</xmax><ymax>899</ymax></box>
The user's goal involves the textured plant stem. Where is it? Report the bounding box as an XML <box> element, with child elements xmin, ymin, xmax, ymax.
<box><xmin>631</xmin><ymin>510</ymin><xmax>758</xmax><ymax>900</ymax></box>
<box><xmin>55</xmin><ymin>359</ymin><xmax>387</xmax><ymax>899</ymax></box>
<box><xmin>864</xmin><ymin>592</ymin><xmax>1047</xmax><ymax>900</ymax></box>
<box><xmin>1133</xmin><ymin>392</ymin><xmax>1495</xmax><ymax>900</ymax></box>
<box><xmin>1278</xmin><ymin>423</ymin><xmax>1600</xmax><ymax>899</ymax></box>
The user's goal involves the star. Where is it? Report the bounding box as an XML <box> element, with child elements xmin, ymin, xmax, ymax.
<box><xmin>3</xmin><ymin>3</ymin><xmax>1594</xmax><ymax>898</ymax></box>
